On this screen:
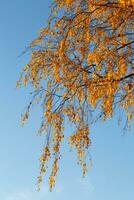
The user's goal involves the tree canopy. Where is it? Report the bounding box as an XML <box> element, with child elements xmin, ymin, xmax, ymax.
<box><xmin>18</xmin><ymin>0</ymin><xmax>134</xmax><ymax>191</ymax></box>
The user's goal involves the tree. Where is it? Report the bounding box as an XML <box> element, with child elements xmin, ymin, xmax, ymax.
<box><xmin>17</xmin><ymin>0</ymin><xmax>134</xmax><ymax>191</ymax></box>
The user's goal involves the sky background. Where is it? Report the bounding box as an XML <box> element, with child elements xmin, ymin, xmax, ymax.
<box><xmin>0</xmin><ymin>1</ymin><xmax>134</xmax><ymax>200</ymax></box>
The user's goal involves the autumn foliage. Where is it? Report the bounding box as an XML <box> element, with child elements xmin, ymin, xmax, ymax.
<box><xmin>18</xmin><ymin>0</ymin><xmax>134</xmax><ymax>190</ymax></box>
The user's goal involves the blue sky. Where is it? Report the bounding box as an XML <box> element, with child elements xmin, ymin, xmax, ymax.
<box><xmin>0</xmin><ymin>1</ymin><xmax>134</xmax><ymax>200</ymax></box>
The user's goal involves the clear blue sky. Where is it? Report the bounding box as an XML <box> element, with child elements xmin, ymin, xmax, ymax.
<box><xmin>0</xmin><ymin>1</ymin><xmax>134</xmax><ymax>200</ymax></box>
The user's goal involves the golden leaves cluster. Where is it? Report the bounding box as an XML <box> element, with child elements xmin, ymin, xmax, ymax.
<box><xmin>18</xmin><ymin>0</ymin><xmax>134</xmax><ymax>190</ymax></box>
